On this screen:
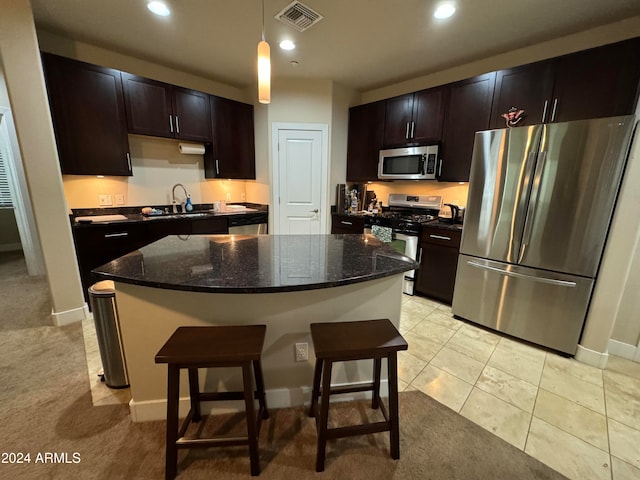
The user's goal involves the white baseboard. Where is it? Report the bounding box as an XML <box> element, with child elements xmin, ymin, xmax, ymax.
<box><xmin>0</xmin><ymin>242</ymin><xmax>22</xmax><ymax>252</ymax></box>
<box><xmin>608</xmin><ymin>339</ymin><xmax>640</xmax><ymax>362</ymax></box>
<box><xmin>52</xmin><ymin>303</ymin><xmax>90</xmax><ymax>326</ymax></box>
<box><xmin>575</xmin><ymin>344</ymin><xmax>609</xmax><ymax>369</ymax></box>
<box><xmin>128</xmin><ymin>381</ymin><xmax>389</xmax><ymax>423</ymax></box>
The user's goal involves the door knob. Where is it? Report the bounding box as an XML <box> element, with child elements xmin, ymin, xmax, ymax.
<box><xmin>310</xmin><ymin>209</ymin><xmax>319</xmax><ymax>213</ymax></box>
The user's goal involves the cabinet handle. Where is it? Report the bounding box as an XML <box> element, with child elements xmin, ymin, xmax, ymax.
<box><xmin>104</xmin><ymin>232</ymin><xmax>128</xmax><ymax>238</ymax></box>
<box><xmin>429</xmin><ymin>234</ymin><xmax>451</xmax><ymax>241</ymax></box>
<box><xmin>126</xmin><ymin>152</ymin><xmax>131</xmax><ymax>172</ymax></box>
<box><xmin>410</xmin><ymin>121</ymin><xmax>415</xmax><ymax>139</ymax></box>
<box><xmin>438</xmin><ymin>158</ymin><xmax>443</xmax><ymax>177</ymax></box>
<box><xmin>169</xmin><ymin>115</ymin><xmax>174</xmax><ymax>133</ymax></box>
<box><xmin>175</xmin><ymin>115</ymin><xmax>180</xmax><ymax>134</ymax></box>
<box><xmin>215</xmin><ymin>159</ymin><xmax>220</xmax><ymax>175</ymax></box>
<box><xmin>341</xmin><ymin>221</ymin><xmax>353</xmax><ymax>225</ymax></box>
<box><xmin>542</xmin><ymin>100</ymin><xmax>548</xmax><ymax>123</ymax></box>
<box><xmin>550</xmin><ymin>98</ymin><xmax>558</xmax><ymax>122</ymax></box>
<box><xmin>405</xmin><ymin>122</ymin><xmax>410</xmax><ymax>139</ymax></box>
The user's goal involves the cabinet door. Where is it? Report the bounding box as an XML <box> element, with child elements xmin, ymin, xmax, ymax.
<box><xmin>551</xmin><ymin>38</ymin><xmax>640</xmax><ymax>123</ymax></box>
<box><xmin>412</xmin><ymin>86</ymin><xmax>446</xmax><ymax>144</ymax></box>
<box><xmin>439</xmin><ymin>72</ymin><xmax>496</xmax><ymax>182</ymax></box>
<box><xmin>346</xmin><ymin>101</ymin><xmax>385</xmax><ymax>182</ymax></box>
<box><xmin>42</xmin><ymin>53</ymin><xmax>131</xmax><ymax>176</ymax></box>
<box><xmin>415</xmin><ymin>243</ymin><xmax>459</xmax><ymax>304</ymax></box>
<box><xmin>121</xmin><ymin>73</ymin><xmax>174</xmax><ymax>138</ymax></box>
<box><xmin>490</xmin><ymin>61</ymin><xmax>554</xmax><ymax>129</ymax></box>
<box><xmin>205</xmin><ymin>96</ymin><xmax>256</xmax><ymax>179</ymax></box>
<box><xmin>383</xmin><ymin>94</ymin><xmax>413</xmax><ymax>146</ymax></box>
<box><xmin>172</xmin><ymin>87</ymin><xmax>212</xmax><ymax>142</ymax></box>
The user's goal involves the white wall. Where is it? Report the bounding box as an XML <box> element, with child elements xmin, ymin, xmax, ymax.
<box><xmin>0</xmin><ymin>0</ymin><xmax>86</xmax><ymax>324</ymax></box>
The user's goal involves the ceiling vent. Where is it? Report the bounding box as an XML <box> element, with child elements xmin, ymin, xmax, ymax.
<box><xmin>275</xmin><ymin>1</ymin><xmax>323</xmax><ymax>32</ymax></box>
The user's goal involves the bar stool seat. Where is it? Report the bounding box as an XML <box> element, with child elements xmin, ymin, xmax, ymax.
<box><xmin>155</xmin><ymin>325</ymin><xmax>269</xmax><ymax>479</ymax></box>
<box><xmin>308</xmin><ymin>319</ymin><xmax>408</xmax><ymax>472</ymax></box>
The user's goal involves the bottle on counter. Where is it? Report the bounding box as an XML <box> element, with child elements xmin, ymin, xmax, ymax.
<box><xmin>185</xmin><ymin>194</ymin><xmax>193</xmax><ymax>212</ymax></box>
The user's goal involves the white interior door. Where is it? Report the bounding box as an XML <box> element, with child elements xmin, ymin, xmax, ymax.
<box><xmin>272</xmin><ymin>123</ymin><xmax>328</xmax><ymax>235</ymax></box>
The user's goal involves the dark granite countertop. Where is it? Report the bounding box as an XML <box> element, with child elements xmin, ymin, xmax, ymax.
<box><xmin>93</xmin><ymin>234</ymin><xmax>418</xmax><ymax>293</ymax></box>
<box><xmin>70</xmin><ymin>203</ymin><xmax>268</xmax><ymax>227</ymax></box>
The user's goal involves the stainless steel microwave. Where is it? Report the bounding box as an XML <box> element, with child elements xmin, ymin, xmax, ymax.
<box><xmin>378</xmin><ymin>145</ymin><xmax>438</xmax><ymax>180</ymax></box>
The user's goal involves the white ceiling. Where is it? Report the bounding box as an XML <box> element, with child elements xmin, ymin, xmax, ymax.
<box><xmin>30</xmin><ymin>0</ymin><xmax>640</xmax><ymax>92</ymax></box>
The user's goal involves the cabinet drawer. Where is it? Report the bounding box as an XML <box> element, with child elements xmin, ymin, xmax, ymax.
<box><xmin>331</xmin><ymin>214</ymin><xmax>365</xmax><ymax>234</ymax></box>
<box><xmin>421</xmin><ymin>227</ymin><xmax>462</xmax><ymax>248</ymax></box>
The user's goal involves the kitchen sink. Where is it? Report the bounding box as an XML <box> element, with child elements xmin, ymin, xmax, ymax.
<box><xmin>144</xmin><ymin>212</ymin><xmax>213</xmax><ymax>220</ymax></box>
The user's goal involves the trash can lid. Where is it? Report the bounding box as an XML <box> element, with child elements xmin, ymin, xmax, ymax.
<box><xmin>88</xmin><ymin>280</ymin><xmax>115</xmax><ymax>295</ymax></box>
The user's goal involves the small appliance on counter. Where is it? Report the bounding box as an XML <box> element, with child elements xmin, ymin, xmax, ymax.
<box><xmin>438</xmin><ymin>203</ymin><xmax>465</xmax><ymax>224</ymax></box>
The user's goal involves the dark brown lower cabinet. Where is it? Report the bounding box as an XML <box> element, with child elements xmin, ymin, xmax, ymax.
<box><xmin>415</xmin><ymin>225</ymin><xmax>462</xmax><ymax>304</ymax></box>
<box><xmin>331</xmin><ymin>214</ymin><xmax>365</xmax><ymax>234</ymax></box>
<box><xmin>73</xmin><ymin>217</ymin><xmax>229</xmax><ymax>303</ymax></box>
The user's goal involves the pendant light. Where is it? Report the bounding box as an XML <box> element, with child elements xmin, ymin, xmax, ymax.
<box><xmin>257</xmin><ymin>0</ymin><xmax>271</xmax><ymax>104</ymax></box>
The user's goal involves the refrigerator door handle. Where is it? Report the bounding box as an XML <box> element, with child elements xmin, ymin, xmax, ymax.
<box><xmin>519</xmin><ymin>150</ymin><xmax>547</xmax><ymax>263</ymax></box>
<box><xmin>467</xmin><ymin>261</ymin><xmax>577</xmax><ymax>287</ymax></box>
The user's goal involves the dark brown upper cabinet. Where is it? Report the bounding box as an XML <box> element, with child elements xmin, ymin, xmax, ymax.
<box><xmin>489</xmin><ymin>61</ymin><xmax>555</xmax><ymax>129</ymax></box>
<box><xmin>41</xmin><ymin>53</ymin><xmax>132</xmax><ymax>176</ymax></box>
<box><xmin>439</xmin><ymin>72</ymin><xmax>496</xmax><ymax>182</ymax></box>
<box><xmin>121</xmin><ymin>73</ymin><xmax>212</xmax><ymax>143</ymax></box>
<box><xmin>383</xmin><ymin>87</ymin><xmax>446</xmax><ymax>147</ymax></box>
<box><xmin>204</xmin><ymin>96</ymin><xmax>255</xmax><ymax>179</ymax></box>
<box><xmin>346</xmin><ymin>101</ymin><xmax>385</xmax><ymax>182</ymax></box>
<box><xmin>490</xmin><ymin>38</ymin><xmax>640</xmax><ymax>128</ymax></box>
<box><xmin>550</xmin><ymin>37</ymin><xmax>640</xmax><ymax>123</ymax></box>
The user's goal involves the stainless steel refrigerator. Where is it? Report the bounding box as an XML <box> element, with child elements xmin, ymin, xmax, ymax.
<box><xmin>452</xmin><ymin>115</ymin><xmax>636</xmax><ymax>354</ymax></box>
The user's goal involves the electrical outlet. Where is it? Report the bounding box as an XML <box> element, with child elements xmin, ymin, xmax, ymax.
<box><xmin>240</xmin><ymin>192</ymin><xmax>246</xmax><ymax>201</ymax></box>
<box><xmin>295</xmin><ymin>342</ymin><xmax>308</xmax><ymax>362</ymax></box>
<box><xmin>226</xmin><ymin>192</ymin><xmax>232</xmax><ymax>201</ymax></box>
<box><xmin>115</xmin><ymin>194</ymin><xmax>125</xmax><ymax>205</ymax></box>
<box><xmin>98</xmin><ymin>194</ymin><xmax>112</xmax><ymax>206</ymax></box>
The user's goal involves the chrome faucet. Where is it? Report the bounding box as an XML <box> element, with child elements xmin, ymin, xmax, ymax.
<box><xmin>171</xmin><ymin>183</ymin><xmax>189</xmax><ymax>213</ymax></box>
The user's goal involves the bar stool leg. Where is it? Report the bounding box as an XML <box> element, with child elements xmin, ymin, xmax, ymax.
<box><xmin>165</xmin><ymin>365</ymin><xmax>180</xmax><ymax>480</ymax></box>
<box><xmin>242</xmin><ymin>362</ymin><xmax>260</xmax><ymax>476</ymax></box>
<box><xmin>387</xmin><ymin>353</ymin><xmax>400</xmax><ymax>460</ymax></box>
<box><xmin>309</xmin><ymin>358</ymin><xmax>323</xmax><ymax>417</ymax></box>
<box><xmin>187</xmin><ymin>368</ymin><xmax>201</xmax><ymax>422</ymax></box>
<box><xmin>372</xmin><ymin>357</ymin><xmax>382</xmax><ymax>409</ymax></box>
<box><xmin>316</xmin><ymin>359</ymin><xmax>333</xmax><ymax>472</ymax></box>
<box><xmin>252</xmin><ymin>359</ymin><xmax>269</xmax><ymax>419</ymax></box>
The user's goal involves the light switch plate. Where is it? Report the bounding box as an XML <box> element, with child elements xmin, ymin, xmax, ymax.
<box><xmin>240</xmin><ymin>192</ymin><xmax>246</xmax><ymax>201</ymax></box>
<box><xmin>226</xmin><ymin>193</ymin><xmax>232</xmax><ymax>201</ymax></box>
<box><xmin>115</xmin><ymin>194</ymin><xmax>125</xmax><ymax>205</ymax></box>
<box><xmin>98</xmin><ymin>194</ymin><xmax>113</xmax><ymax>206</ymax></box>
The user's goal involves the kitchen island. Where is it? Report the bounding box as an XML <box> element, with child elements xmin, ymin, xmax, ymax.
<box><xmin>94</xmin><ymin>234</ymin><xmax>417</xmax><ymax>422</ymax></box>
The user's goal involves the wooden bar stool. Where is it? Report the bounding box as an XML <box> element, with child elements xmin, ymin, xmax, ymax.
<box><xmin>308</xmin><ymin>319</ymin><xmax>408</xmax><ymax>472</ymax></box>
<box><xmin>155</xmin><ymin>325</ymin><xmax>269</xmax><ymax>479</ymax></box>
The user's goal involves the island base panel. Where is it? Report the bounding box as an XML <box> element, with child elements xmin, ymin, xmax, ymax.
<box><xmin>115</xmin><ymin>275</ymin><xmax>404</xmax><ymax>422</ymax></box>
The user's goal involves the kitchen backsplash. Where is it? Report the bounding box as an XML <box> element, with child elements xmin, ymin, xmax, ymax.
<box><xmin>62</xmin><ymin>134</ymin><xmax>248</xmax><ymax>209</ymax></box>
<box><xmin>364</xmin><ymin>181</ymin><xmax>469</xmax><ymax>207</ymax></box>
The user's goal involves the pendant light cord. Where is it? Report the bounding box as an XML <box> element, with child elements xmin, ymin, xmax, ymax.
<box><xmin>261</xmin><ymin>0</ymin><xmax>265</xmax><ymax>42</ymax></box>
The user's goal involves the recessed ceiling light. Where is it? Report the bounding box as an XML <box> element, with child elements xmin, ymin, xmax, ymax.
<box><xmin>279</xmin><ymin>40</ymin><xmax>296</xmax><ymax>51</ymax></box>
<box><xmin>148</xmin><ymin>1</ymin><xmax>170</xmax><ymax>17</ymax></box>
<box><xmin>434</xmin><ymin>2</ymin><xmax>456</xmax><ymax>19</ymax></box>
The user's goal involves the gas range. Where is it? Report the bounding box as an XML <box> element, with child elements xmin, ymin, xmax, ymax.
<box><xmin>365</xmin><ymin>194</ymin><xmax>442</xmax><ymax>234</ymax></box>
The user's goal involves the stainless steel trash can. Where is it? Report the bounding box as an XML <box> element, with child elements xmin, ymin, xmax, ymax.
<box><xmin>88</xmin><ymin>280</ymin><xmax>129</xmax><ymax>388</ymax></box>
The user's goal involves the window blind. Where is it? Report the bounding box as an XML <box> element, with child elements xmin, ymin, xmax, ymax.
<box><xmin>0</xmin><ymin>139</ymin><xmax>13</xmax><ymax>207</ymax></box>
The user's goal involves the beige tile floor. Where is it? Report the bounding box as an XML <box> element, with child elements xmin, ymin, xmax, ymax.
<box><xmin>81</xmin><ymin>298</ymin><xmax>640</xmax><ymax>480</ymax></box>
<box><xmin>399</xmin><ymin>294</ymin><xmax>640</xmax><ymax>480</ymax></box>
